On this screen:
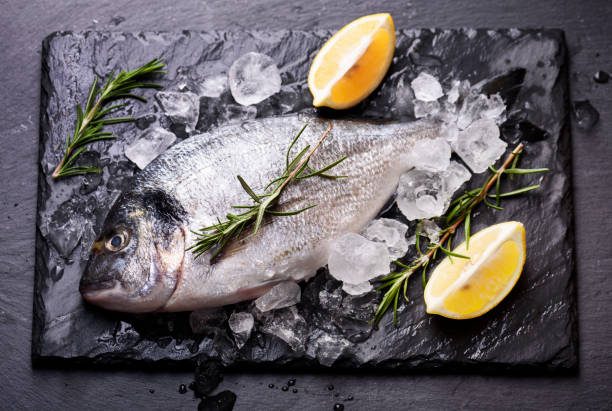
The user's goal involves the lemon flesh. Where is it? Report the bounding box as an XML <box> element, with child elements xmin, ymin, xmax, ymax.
<box><xmin>424</xmin><ymin>221</ymin><xmax>526</xmax><ymax>320</ymax></box>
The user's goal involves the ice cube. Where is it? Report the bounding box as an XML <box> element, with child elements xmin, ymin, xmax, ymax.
<box><xmin>436</xmin><ymin>100</ymin><xmax>459</xmax><ymax>125</ymax></box>
<box><xmin>228</xmin><ymin>52</ymin><xmax>281</xmax><ymax>106</ymax></box>
<box><xmin>446</xmin><ymin>79</ymin><xmax>471</xmax><ymax>105</ymax></box>
<box><xmin>363</xmin><ymin>218</ymin><xmax>410</xmax><ymax>259</ymax></box>
<box><xmin>228</xmin><ymin>311</ymin><xmax>254</xmax><ymax>349</ymax></box>
<box><xmin>124</xmin><ymin>127</ymin><xmax>176</xmax><ymax>170</ymax></box>
<box><xmin>200</xmin><ymin>74</ymin><xmax>228</xmax><ymax>98</ymax></box>
<box><xmin>456</xmin><ymin>92</ymin><xmax>485</xmax><ymax>130</ymax></box>
<box><xmin>456</xmin><ymin>92</ymin><xmax>506</xmax><ymax>130</ymax></box>
<box><xmin>189</xmin><ymin>307</ymin><xmax>228</xmax><ymax>334</ymax></box>
<box><xmin>155</xmin><ymin>91</ymin><xmax>200</xmax><ymax>132</ymax></box>
<box><xmin>419</xmin><ymin>219</ymin><xmax>442</xmax><ymax>243</ymax></box>
<box><xmin>396</xmin><ymin>169</ymin><xmax>446</xmax><ymax>220</ymax></box>
<box><xmin>315</xmin><ymin>333</ymin><xmax>350</xmax><ymax>367</ymax></box>
<box><xmin>394</xmin><ymin>75</ymin><xmax>415</xmax><ymax>115</ymax></box>
<box><xmin>452</xmin><ymin>118</ymin><xmax>508</xmax><ymax>173</ymax></box>
<box><xmin>396</xmin><ymin>161</ymin><xmax>471</xmax><ymax>220</ymax></box>
<box><xmin>444</xmin><ymin>161</ymin><xmax>472</xmax><ymax>194</ymax></box>
<box><xmin>217</xmin><ymin>104</ymin><xmax>257</xmax><ymax>126</ymax></box>
<box><xmin>440</xmin><ymin>122</ymin><xmax>459</xmax><ymax>146</ymax></box>
<box><xmin>407</xmin><ymin>137</ymin><xmax>451</xmax><ymax>172</ymax></box>
<box><xmin>414</xmin><ymin>100</ymin><xmax>441</xmax><ymax>119</ymax></box>
<box><xmin>411</xmin><ymin>72</ymin><xmax>444</xmax><ymax>102</ymax></box>
<box><xmin>254</xmin><ymin>281</ymin><xmax>301</xmax><ymax>312</ymax></box>
<box><xmin>327</xmin><ymin>233</ymin><xmax>391</xmax><ymax>285</ymax></box>
<box><xmin>258</xmin><ymin>306</ymin><xmax>307</xmax><ymax>352</ymax></box>
<box><xmin>342</xmin><ymin>281</ymin><xmax>373</xmax><ymax>296</ymax></box>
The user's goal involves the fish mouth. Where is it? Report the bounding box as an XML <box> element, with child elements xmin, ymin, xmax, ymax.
<box><xmin>79</xmin><ymin>279</ymin><xmax>119</xmax><ymax>301</ymax></box>
<box><xmin>79</xmin><ymin>279</ymin><xmax>132</xmax><ymax>310</ymax></box>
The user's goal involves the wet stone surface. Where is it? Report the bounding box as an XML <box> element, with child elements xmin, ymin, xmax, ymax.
<box><xmin>34</xmin><ymin>29</ymin><xmax>577</xmax><ymax>371</ymax></box>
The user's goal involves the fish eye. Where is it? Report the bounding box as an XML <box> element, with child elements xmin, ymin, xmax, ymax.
<box><xmin>106</xmin><ymin>229</ymin><xmax>129</xmax><ymax>252</ymax></box>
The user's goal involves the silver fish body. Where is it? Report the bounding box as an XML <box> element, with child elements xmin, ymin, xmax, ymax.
<box><xmin>80</xmin><ymin>115</ymin><xmax>439</xmax><ymax>312</ymax></box>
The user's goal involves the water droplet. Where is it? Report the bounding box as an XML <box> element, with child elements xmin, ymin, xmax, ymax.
<box><xmin>334</xmin><ymin>404</ymin><xmax>344</xmax><ymax>411</ymax></box>
<box><xmin>282</xmin><ymin>386</ymin><xmax>289</xmax><ymax>392</ymax></box>
<box><xmin>327</xmin><ymin>384</ymin><xmax>335</xmax><ymax>391</ymax></box>
<box><xmin>178</xmin><ymin>384</ymin><xmax>187</xmax><ymax>394</ymax></box>
<box><xmin>593</xmin><ymin>71</ymin><xmax>610</xmax><ymax>84</ymax></box>
<box><xmin>268</xmin><ymin>384</ymin><xmax>275</xmax><ymax>389</ymax></box>
<box><xmin>346</xmin><ymin>395</ymin><xmax>354</xmax><ymax>401</ymax></box>
<box><xmin>572</xmin><ymin>100</ymin><xmax>600</xmax><ymax>131</ymax></box>
<box><xmin>287</xmin><ymin>378</ymin><xmax>296</xmax><ymax>386</ymax></box>
<box><xmin>149</xmin><ymin>389</ymin><xmax>155</xmax><ymax>394</ymax></box>
<box><xmin>292</xmin><ymin>388</ymin><xmax>298</xmax><ymax>393</ymax></box>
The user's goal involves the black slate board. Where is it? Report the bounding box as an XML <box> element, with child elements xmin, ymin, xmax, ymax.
<box><xmin>33</xmin><ymin>28</ymin><xmax>577</xmax><ymax>371</ymax></box>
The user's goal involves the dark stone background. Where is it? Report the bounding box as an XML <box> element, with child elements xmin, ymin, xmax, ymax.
<box><xmin>1</xmin><ymin>0</ymin><xmax>611</xmax><ymax>409</ymax></box>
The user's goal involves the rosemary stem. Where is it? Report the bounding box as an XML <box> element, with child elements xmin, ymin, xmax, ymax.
<box><xmin>52</xmin><ymin>58</ymin><xmax>165</xmax><ymax>179</ymax></box>
<box><xmin>52</xmin><ymin>154</ymin><xmax>68</xmax><ymax>179</ymax></box>
<box><xmin>277</xmin><ymin>124</ymin><xmax>333</xmax><ymax>192</ymax></box>
<box><xmin>392</xmin><ymin>143</ymin><xmax>525</xmax><ymax>285</ymax></box>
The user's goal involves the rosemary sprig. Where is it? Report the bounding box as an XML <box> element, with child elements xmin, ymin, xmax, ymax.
<box><xmin>52</xmin><ymin>58</ymin><xmax>166</xmax><ymax>179</ymax></box>
<box><xmin>373</xmin><ymin>143</ymin><xmax>549</xmax><ymax>325</ymax></box>
<box><xmin>188</xmin><ymin>124</ymin><xmax>346</xmax><ymax>260</ymax></box>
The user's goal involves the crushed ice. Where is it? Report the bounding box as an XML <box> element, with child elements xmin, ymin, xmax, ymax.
<box><xmin>406</xmin><ymin>137</ymin><xmax>452</xmax><ymax>172</ymax></box>
<box><xmin>124</xmin><ymin>127</ymin><xmax>176</xmax><ymax>169</ymax></box>
<box><xmin>396</xmin><ymin>161</ymin><xmax>471</xmax><ymax>220</ymax></box>
<box><xmin>419</xmin><ymin>219</ymin><xmax>442</xmax><ymax>244</ymax></box>
<box><xmin>411</xmin><ymin>72</ymin><xmax>444</xmax><ymax>102</ymax></box>
<box><xmin>257</xmin><ymin>306</ymin><xmax>308</xmax><ymax>352</ymax></box>
<box><xmin>254</xmin><ymin>281</ymin><xmax>301</xmax><ymax>312</ymax></box>
<box><xmin>200</xmin><ymin>74</ymin><xmax>228</xmax><ymax>98</ymax></box>
<box><xmin>454</xmin><ymin>118</ymin><xmax>507</xmax><ymax>173</ymax></box>
<box><xmin>394</xmin><ymin>71</ymin><xmax>509</xmax><ymax>221</ymax></box>
<box><xmin>328</xmin><ymin>233</ymin><xmax>391</xmax><ymax>286</ymax></box>
<box><xmin>155</xmin><ymin>91</ymin><xmax>200</xmax><ymax>132</ymax></box>
<box><xmin>363</xmin><ymin>218</ymin><xmax>410</xmax><ymax>260</ymax></box>
<box><xmin>228</xmin><ymin>311</ymin><xmax>254</xmax><ymax>349</ymax></box>
<box><xmin>342</xmin><ymin>281</ymin><xmax>373</xmax><ymax>296</ymax></box>
<box><xmin>328</xmin><ymin>67</ymin><xmax>511</xmax><ymax>293</ymax></box>
<box><xmin>407</xmin><ymin>72</ymin><xmax>508</xmax><ymax>175</ymax></box>
<box><xmin>229</xmin><ymin>52</ymin><xmax>282</xmax><ymax>106</ymax></box>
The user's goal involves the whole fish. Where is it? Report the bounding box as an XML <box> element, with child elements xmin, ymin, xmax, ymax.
<box><xmin>79</xmin><ymin>115</ymin><xmax>439</xmax><ymax>312</ymax></box>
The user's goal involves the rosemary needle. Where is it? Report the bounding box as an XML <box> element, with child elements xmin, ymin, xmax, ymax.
<box><xmin>52</xmin><ymin>58</ymin><xmax>165</xmax><ymax>179</ymax></box>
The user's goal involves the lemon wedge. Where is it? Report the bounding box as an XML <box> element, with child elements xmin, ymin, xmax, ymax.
<box><xmin>308</xmin><ymin>13</ymin><xmax>396</xmax><ymax>109</ymax></box>
<box><xmin>424</xmin><ymin>221</ymin><xmax>526</xmax><ymax>319</ymax></box>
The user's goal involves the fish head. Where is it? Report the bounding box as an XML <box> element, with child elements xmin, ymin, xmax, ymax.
<box><xmin>80</xmin><ymin>189</ymin><xmax>187</xmax><ymax>312</ymax></box>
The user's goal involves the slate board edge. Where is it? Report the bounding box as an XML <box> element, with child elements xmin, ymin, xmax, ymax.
<box><xmin>560</xmin><ymin>27</ymin><xmax>580</xmax><ymax>368</ymax></box>
<box><xmin>31</xmin><ymin>29</ymin><xmax>578</xmax><ymax>372</ymax></box>
<box><xmin>32</xmin><ymin>33</ymin><xmax>53</xmax><ymax>362</ymax></box>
